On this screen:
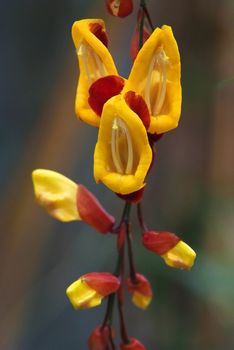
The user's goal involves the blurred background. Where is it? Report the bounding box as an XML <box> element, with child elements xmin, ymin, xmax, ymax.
<box><xmin>0</xmin><ymin>0</ymin><xmax>234</xmax><ymax>349</ymax></box>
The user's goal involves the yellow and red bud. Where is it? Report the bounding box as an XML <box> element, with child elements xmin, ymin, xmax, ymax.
<box><xmin>121</xmin><ymin>338</ymin><xmax>146</xmax><ymax>350</ymax></box>
<box><xmin>88</xmin><ymin>325</ymin><xmax>113</xmax><ymax>350</ymax></box>
<box><xmin>143</xmin><ymin>231</ymin><xmax>196</xmax><ymax>270</ymax></box>
<box><xmin>76</xmin><ymin>184</ymin><xmax>115</xmax><ymax>233</ymax></box>
<box><xmin>106</xmin><ymin>0</ymin><xmax>133</xmax><ymax>18</ymax></box>
<box><xmin>66</xmin><ymin>272</ymin><xmax>120</xmax><ymax>310</ymax></box>
<box><xmin>127</xmin><ymin>273</ymin><xmax>152</xmax><ymax>309</ymax></box>
<box><xmin>32</xmin><ymin>169</ymin><xmax>115</xmax><ymax>233</ymax></box>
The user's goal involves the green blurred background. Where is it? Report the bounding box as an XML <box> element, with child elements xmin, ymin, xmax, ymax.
<box><xmin>1</xmin><ymin>1</ymin><xmax>234</xmax><ymax>349</ymax></box>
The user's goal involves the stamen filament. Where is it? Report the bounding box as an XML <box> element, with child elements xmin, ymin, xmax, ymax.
<box><xmin>111</xmin><ymin>118</ymin><xmax>134</xmax><ymax>175</ymax></box>
<box><xmin>153</xmin><ymin>50</ymin><xmax>168</xmax><ymax>115</ymax></box>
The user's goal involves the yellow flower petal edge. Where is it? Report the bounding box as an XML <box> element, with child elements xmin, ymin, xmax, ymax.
<box><xmin>132</xmin><ymin>291</ymin><xmax>152</xmax><ymax>310</ymax></box>
<box><xmin>162</xmin><ymin>241</ymin><xmax>196</xmax><ymax>270</ymax></box>
<box><xmin>124</xmin><ymin>25</ymin><xmax>181</xmax><ymax>134</ymax></box>
<box><xmin>66</xmin><ymin>278</ymin><xmax>103</xmax><ymax>310</ymax></box>
<box><xmin>72</xmin><ymin>19</ymin><xmax>118</xmax><ymax>127</ymax></box>
<box><xmin>32</xmin><ymin>169</ymin><xmax>80</xmax><ymax>222</ymax></box>
<box><xmin>94</xmin><ymin>95</ymin><xmax>152</xmax><ymax>195</ymax></box>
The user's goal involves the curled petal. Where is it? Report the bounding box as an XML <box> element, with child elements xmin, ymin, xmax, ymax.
<box><xmin>106</xmin><ymin>0</ymin><xmax>133</xmax><ymax>18</ymax></box>
<box><xmin>125</xmin><ymin>25</ymin><xmax>181</xmax><ymax>134</ymax></box>
<box><xmin>121</xmin><ymin>338</ymin><xmax>146</xmax><ymax>350</ymax></box>
<box><xmin>94</xmin><ymin>95</ymin><xmax>152</xmax><ymax>195</ymax></box>
<box><xmin>72</xmin><ymin>19</ymin><xmax>118</xmax><ymax>127</ymax></box>
<box><xmin>127</xmin><ymin>273</ymin><xmax>152</xmax><ymax>309</ymax></box>
<box><xmin>32</xmin><ymin>169</ymin><xmax>80</xmax><ymax>222</ymax></box>
<box><xmin>77</xmin><ymin>185</ymin><xmax>115</xmax><ymax>233</ymax></box>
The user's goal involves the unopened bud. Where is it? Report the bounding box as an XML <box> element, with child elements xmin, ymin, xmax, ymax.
<box><xmin>106</xmin><ymin>0</ymin><xmax>133</xmax><ymax>18</ymax></box>
<box><xmin>127</xmin><ymin>273</ymin><xmax>152</xmax><ymax>309</ymax></box>
<box><xmin>88</xmin><ymin>325</ymin><xmax>113</xmax><ymax>350</ymax></box>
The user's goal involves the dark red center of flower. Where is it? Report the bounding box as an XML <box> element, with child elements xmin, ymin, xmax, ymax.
<box><xmin>89</xmin><ymin>23</ymin><xmax>108</xmax><ymax>47</ymax></box>
<box><xmin>88</xmin><ymin>75</ymin><xmax>125</xmax><ymax>116</ymax></box>
<box><xmin>125</xmin><ymin>91</ymin><xmax>150</xmax><ymax>129</ymax></box>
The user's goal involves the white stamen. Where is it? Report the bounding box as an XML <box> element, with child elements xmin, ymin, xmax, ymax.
<box><xmin>153</xmin><ymin>50</ymin><xmax>168</xmax><ymax>115</ymax></box>
<box><xmin>111</xmin><ymin>118</ymin><xmax>133</xmax><ymax>175</ymax></box>
<box><xmin>77</xmin><ymin>41</ymin><xmax>107</xmax><ymax>83</ymax></box>
<box><xmin>143</xmin><ymin>48</ymin><xmax>169</xmax><ymax>115</ymax></box>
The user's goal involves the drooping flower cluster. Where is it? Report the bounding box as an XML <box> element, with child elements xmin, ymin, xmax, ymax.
<box><xmin>32</xmin><ymin>2</ymin><xmax>196</xmax><ymax>349</ymax></box>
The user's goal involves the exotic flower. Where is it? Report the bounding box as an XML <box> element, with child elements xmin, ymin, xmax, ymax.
<box><xmin>72</xmin><ymin>19</ymin><xmax>181</xmax><ymax>134</ymax></box>
<box><xmin>120</xmin><ymin>338</ymin><xmax>146</xmax><ymax>350</ymax></box>
<box><xmin>88</xmin><ymin>325</ymin><xmax>113</xmax><ymax>350</ymax></box>
<box><xmin>143</xmin><ymin>231</ymin><xmax>196</xmax><ymax>270</ymax></box>
<box><xmin>106</xmin><ymin>0</ymin><xmax>133</xmax><ymax>18</ymax></box>
<box><xmin>127</xmin><ymin>273</ymin><xmax>152</xmax><ymax>309</ymax></box>
<box><xmin>32</xmin><ymin>169</ymin><xmax>115</xmax><ymax>233</ymax></box>
<box><xmin>93</xmin><ymin>94</ymin><xmax>152</xmax><ymax>194</ymax></box>
<box><xmin>66</xmin><ymin>272</ymin><xmax>120</xmax><ymax>309</ymax></box>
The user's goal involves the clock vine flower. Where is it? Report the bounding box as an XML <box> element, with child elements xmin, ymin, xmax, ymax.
<box><xmin>31</xmin><ymin>1</ymin><xmax>196</xmax><ymax>349</ymax></box>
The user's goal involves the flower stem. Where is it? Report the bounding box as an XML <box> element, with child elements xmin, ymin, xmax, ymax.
<box><xmin>140</xmin><ymin>0</ymin><xmax>154</xmax><ymax>32</ymax></box>
<box><xmin>126</xmin><ymin>221</ymin><xmax>138</xmax><ymax>284</ymax></box>
<box><xmin>137</xmin><ymin>203</ymin><xmax>148</xmax><ymax>232</ymax></box>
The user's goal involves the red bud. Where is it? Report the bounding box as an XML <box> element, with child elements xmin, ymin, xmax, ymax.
<box><xmin>143</xmin><ymin>231</ymin><xmax>180</xmax><ymax>255</ymax></box>
<box><xmin>121</xmin><ymin>338</ymin><xmax>146</xmax><ymax>350</ymax></box>
<box><xmin>127</xmin><ymin>273</ymin><xmax>152</xmax><ymax>297</ymax></box>
<box><xmin>106</xmin><ymin>0</ymin><xmax>133</xmax><ymax>18</ymax></box>
<box><xmin>76</xmin><ymin>185</ymin><xmax>115</xmax><ymax>233</ymax></box>
<box><xmin>83</xmin><ymin>272</ymin><xmax>120</xmax><ymax>296</ymax></box>
<box><xmin>88</xmin><ymin>325</ymin><xmax>112</xmax><ymax>350</ymax></box>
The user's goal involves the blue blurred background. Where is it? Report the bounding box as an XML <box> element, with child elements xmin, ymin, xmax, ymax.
<box><xmin>1</xmin><ymin>1</ymin><xmax>234</xmax><ymax>349</ymax></box>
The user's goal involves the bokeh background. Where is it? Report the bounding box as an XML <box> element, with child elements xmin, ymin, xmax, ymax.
<box><xmin>1</xmin><ymin>1</ymin><xmax>234</xmax><ymax>349</ymax></box>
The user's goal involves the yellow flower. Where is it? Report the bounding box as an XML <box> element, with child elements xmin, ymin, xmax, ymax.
<box><xmin>72</xmin><ymin>19</ymin><xmax>118</xmax><ymax>127</ymax></box>
<box><xmin>93</xmin><ymin>95</ymin><xmax>152</xmax><ymax>194</ymax></box>
<box><xmin>72</xmin><ymin>19</ymin><xmax>181</xmax><ymax>194</ymax></box>
<box><xmin>32</xmin><ymin>169</ymin><xmax>79</xmax><ymax>222</ymax></box>
<box><xmin>124</xmin><ymin>25</ymin><xmax>181</xmax><ymax>134</ymax></box>
<box><xmin>72</xmin><ymin>20</ymin><xmax>181</xmax><ymax>134</ymax></box>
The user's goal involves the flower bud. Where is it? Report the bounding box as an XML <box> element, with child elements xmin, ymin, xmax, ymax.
<box><xmin>32</xmin><ymin>169</ymin><xmax>115</xmax><ymax>233</ymax></box>
<box><xmin>143</xmin><ymin>231</ymin><xmax>196</xmax><ymax>270</ymax></box>
<box><xmin>88</xmin><ymin>325</ymin><xmax>112</xmax><ymax>350</ymax></box>
<box><xmin>127</xmin><ymin>273</ymin><xmax>152</xmax><ymax>309</ymax></box>
<box><xmin>66</xmin><ymin>272</ymin><xmax>120</xmax><ymax>309</ymax></box>
<box><xmin>121</xmin><ymin>337</ymin><xmax>146</xmax><ymax>350</ymax></box>
<box><xmin>106</xmin><ymin>0</ymin><xmax>133</xmax><ymax>18</ymax></box>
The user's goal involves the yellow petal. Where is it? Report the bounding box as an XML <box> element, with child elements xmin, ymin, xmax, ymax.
<box><xmin>124</xmin><ymin>25</ymin><xmax>181</xmax><ymax>134</ymax></box>
<box><xmin>66</xmin><ymin>278</ymin><xmax>103</xmax><ymax>309</ymax></box>
<box><xmin>94</xmin><ymin>95</ymin><xmax>152</xmax><ymax>194</ymax></box>
<box><xmin>32</xmin><ymin>169</ymin><xmax>80</xmax><ymax>222</ymax></box>
<box><xmin>162</xmin><ymin>241</ymin><xmax>196</xmax><ymax>270</ymax></box>
<box><xmin>72</xmin><ymin>19</ymin><xmax>118</xmax><ymax>127</ymax></box>
<box><xmin>132</xmin><ymin>291</ymin><xmax>152</xmax><ymax>310</ymax></box>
